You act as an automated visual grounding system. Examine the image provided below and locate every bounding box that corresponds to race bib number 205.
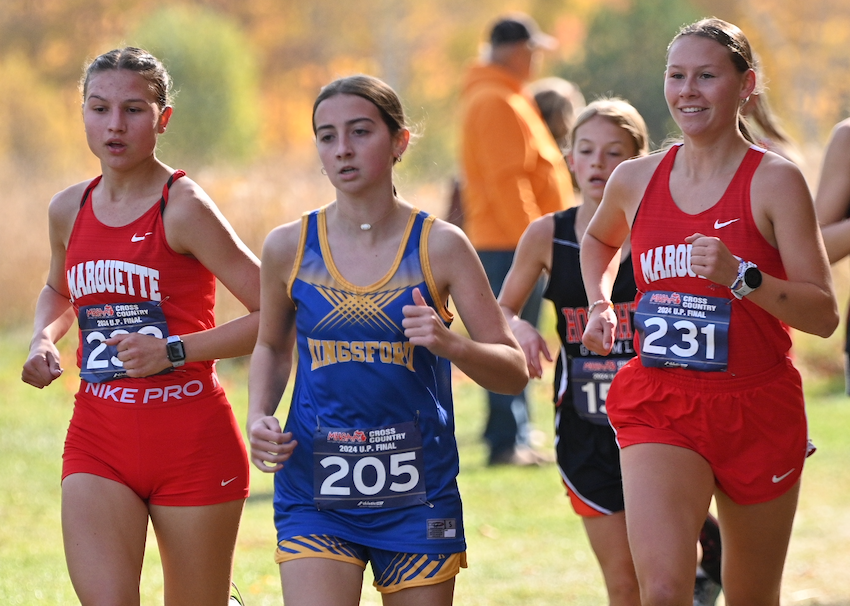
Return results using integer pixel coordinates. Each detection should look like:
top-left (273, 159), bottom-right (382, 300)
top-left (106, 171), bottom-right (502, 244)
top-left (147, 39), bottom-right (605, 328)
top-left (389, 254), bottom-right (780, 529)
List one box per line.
top-left (634, 291), bottom-right (730, 372)
top-left (313, 421), bottom-right (426, 510)
top-left (78, 302), bottom-right (169, 383)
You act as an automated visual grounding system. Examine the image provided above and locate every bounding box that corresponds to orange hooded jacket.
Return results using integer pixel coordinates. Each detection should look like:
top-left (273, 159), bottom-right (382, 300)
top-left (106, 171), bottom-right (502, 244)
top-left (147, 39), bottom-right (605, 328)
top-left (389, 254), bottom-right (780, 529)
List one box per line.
top-left (459, 63), bottom-right (572, 250)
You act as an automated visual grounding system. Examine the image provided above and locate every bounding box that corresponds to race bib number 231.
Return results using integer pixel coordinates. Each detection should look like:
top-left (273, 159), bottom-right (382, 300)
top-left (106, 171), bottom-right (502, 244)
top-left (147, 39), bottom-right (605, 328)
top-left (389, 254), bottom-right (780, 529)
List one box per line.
top-left (634, 291), bottom-right (730, 372)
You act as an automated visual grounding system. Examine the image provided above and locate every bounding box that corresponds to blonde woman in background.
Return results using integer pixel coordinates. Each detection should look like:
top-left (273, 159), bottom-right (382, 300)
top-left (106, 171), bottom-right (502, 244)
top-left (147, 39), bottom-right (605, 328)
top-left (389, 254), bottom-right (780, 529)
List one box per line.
top-left (814, 117), bottom-right (850, 392)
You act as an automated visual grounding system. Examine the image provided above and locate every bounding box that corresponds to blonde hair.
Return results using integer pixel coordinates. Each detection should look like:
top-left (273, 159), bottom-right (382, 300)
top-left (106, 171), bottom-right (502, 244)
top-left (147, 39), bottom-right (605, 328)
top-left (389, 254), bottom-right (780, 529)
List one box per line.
top-left (569, 97), bottom-right (649, 158)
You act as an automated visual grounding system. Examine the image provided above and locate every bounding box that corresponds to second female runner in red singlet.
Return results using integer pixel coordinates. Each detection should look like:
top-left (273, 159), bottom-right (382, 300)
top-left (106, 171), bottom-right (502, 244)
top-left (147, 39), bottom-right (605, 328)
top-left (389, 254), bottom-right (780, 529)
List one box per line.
top-left (580, 18), bottom-right (837, 606)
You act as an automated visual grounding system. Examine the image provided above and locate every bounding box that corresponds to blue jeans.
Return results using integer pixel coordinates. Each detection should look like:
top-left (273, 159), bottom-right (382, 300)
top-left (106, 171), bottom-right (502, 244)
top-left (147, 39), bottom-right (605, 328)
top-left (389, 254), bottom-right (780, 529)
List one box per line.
top-left (477, 250), bottom-right (544, 462)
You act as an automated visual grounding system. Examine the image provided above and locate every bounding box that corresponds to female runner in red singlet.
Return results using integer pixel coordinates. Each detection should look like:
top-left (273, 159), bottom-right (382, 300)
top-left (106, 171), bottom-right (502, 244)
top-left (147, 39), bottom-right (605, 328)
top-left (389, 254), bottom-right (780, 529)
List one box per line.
top-left (580, 18), bottom-right (837, 606)
top-left (21, 48), bottom-right (259, 605)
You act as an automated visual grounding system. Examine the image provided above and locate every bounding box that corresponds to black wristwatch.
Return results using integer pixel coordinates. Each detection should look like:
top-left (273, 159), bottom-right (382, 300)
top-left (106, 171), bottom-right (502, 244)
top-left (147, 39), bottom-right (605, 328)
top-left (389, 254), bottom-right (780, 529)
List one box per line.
top-left (730, 260), bottom-right (762, 299)
top-left (166, 335), bottom-right (186, 367)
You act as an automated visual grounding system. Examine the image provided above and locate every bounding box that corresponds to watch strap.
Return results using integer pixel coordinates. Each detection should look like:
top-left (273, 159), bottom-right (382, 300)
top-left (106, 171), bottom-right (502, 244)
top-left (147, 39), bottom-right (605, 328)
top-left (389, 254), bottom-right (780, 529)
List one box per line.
top-left (730, 260), bottom-right (759, 300)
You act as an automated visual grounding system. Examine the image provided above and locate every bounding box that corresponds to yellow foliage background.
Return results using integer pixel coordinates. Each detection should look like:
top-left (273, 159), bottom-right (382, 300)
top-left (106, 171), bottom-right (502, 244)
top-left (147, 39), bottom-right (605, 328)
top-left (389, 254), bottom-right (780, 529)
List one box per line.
top-left (3, 0), bottom-right (850, 331)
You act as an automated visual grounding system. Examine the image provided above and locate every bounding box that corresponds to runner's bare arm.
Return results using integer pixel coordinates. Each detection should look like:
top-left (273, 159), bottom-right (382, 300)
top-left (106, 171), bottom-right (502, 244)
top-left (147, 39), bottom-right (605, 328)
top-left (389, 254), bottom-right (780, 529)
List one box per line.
top-left (580, 161), bottom-right (641, 355)
top-left (750, 158), bottom-right (836, 336)
top-left (411, 220), bottom-right (528, 394)
top-left (247, 221), bottom-right (300, 472)
top-left (815, 120), bottom-right (850, 263)
top-left (498, 215), bottom-right (555, 378)
top-left (22, 188), bottom-right (81, 388)
top-left (161, 178), bottom-right (261, 360)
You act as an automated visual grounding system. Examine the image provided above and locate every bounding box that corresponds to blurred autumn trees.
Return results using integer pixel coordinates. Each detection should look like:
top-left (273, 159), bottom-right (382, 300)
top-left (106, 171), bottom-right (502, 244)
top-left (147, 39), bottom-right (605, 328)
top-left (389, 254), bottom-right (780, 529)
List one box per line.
top-left (132, 7), bottom-right (261, 166)
top-left (562, 0), bottom-right (702, 146)
top-left (0, 0), bottom-right (849, 176)
top-left (2, 0), bottom-right (850, 327)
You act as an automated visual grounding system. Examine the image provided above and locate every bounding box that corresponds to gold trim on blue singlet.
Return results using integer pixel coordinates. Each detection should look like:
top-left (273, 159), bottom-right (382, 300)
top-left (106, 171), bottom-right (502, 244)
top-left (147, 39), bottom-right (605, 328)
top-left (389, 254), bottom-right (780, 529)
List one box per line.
top-left (419, 216), bottom-right (453, 324)
top-left (317, 206), bottom-right (417, 294)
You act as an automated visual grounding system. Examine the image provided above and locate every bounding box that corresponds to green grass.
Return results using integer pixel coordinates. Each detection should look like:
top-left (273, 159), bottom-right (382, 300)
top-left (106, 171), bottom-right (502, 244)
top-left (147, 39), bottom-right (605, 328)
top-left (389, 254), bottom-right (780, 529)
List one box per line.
top-left (4, 327), bottom-right (850, 605)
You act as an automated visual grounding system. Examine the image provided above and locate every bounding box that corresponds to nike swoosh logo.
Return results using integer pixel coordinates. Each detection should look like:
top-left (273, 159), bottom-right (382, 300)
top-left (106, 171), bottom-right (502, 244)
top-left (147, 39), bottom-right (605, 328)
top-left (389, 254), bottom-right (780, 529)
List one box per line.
top-left (713, 219), bottom-right (740, 229)
top-left (131, 232), bottom-right (153, 242)
top-left (772, 468), bottom-right (796, 483)
top-left (221, 477), bottom-right (238, 487)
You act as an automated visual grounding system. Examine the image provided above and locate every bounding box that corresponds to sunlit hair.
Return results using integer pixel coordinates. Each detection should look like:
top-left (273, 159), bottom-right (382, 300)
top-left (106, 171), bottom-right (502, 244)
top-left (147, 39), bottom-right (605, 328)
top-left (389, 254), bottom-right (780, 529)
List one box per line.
top-left (569, 98), bottom-right (650, 158)
top-left (744, 92), bottom-right (793, 149)
top-left (667, 17), bottom-right (759, 144)
top-left (80, 47), bottom-right (172, 111)
top-left (312, 74), bottom-right (408, 140)
top-left (528, 77), bottom-right (586, 152)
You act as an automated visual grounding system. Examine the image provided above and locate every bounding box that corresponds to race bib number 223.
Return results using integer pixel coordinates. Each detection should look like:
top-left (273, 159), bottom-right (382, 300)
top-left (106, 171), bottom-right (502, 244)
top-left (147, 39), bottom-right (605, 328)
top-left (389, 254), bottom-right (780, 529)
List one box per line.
top-left (78, 302), bottom-right (169, 383)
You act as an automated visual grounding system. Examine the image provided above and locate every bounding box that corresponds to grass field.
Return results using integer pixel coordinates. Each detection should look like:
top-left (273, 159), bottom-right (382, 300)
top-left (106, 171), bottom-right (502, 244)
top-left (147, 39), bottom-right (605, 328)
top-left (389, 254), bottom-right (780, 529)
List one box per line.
top-left (4, 324), bottom-right (850, 605)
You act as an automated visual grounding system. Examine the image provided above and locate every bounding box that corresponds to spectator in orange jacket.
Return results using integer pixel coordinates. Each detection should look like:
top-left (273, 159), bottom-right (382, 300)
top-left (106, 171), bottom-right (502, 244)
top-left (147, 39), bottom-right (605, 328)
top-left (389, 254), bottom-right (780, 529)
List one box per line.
top-left (458, 13), bottom-right (573, 465)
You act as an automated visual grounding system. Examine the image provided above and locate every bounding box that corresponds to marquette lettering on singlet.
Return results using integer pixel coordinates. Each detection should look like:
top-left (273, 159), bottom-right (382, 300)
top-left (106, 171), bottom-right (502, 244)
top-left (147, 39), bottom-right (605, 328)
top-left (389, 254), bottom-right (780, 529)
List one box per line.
top-left (66, 171), bottom-right (216, 386)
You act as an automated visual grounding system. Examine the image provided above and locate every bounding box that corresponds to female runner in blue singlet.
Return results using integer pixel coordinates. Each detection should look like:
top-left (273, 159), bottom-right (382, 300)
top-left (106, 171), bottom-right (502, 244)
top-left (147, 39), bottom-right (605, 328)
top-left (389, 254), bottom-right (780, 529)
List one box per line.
top-left (247, 75), bottom-right (528, 606)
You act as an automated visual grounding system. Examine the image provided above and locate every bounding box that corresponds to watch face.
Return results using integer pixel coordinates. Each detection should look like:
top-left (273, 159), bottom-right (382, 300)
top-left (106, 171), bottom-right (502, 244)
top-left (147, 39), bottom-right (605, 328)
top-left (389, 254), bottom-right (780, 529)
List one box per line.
top-left (167, 340), bottom-right (186, 362)
top-left (744, 266), bottom-right (762, 288)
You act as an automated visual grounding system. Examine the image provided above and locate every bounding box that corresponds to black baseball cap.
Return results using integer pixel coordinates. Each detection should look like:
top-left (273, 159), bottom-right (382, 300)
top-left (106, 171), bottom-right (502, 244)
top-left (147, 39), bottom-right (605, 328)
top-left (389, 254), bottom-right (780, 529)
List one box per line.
top-left (489, 13), bottom-right (558, 50)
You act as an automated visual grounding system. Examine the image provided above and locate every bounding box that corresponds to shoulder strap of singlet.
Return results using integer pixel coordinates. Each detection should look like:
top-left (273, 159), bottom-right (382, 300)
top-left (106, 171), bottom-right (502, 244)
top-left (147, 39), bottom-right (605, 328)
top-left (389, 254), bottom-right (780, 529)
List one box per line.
top-left (552, 207), bottom-right (579, 245)
top-left (738, 145), bottom-right (766, 176)
top-left (642, 144), bottom-right (681, 199)
top-left (286, 211), bottom-right (313, 304)
top-left (159, 170), bottom-right (187, 214)
top-left (418, 213), bottom-right (454, 324)
top-left (78, 171), bottom-right (186, 212)
top-left (719, 146), bottom-right (765, 220)
top-left (633, 145), bottom-right (681, 226)
top-left (79, 175), bottom-right (103, 209)
top-left (658, 143), bottom-right (681, 171)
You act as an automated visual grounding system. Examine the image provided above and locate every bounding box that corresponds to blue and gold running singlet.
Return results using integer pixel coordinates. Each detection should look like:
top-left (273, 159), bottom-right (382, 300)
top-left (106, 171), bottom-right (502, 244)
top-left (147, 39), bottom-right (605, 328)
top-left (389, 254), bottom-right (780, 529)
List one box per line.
top-left (273, 206), bottom-right (465, 554)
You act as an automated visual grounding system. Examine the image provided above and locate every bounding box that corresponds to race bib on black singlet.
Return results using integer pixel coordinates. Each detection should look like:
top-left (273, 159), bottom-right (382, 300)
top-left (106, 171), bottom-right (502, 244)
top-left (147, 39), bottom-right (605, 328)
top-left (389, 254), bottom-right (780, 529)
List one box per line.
top-left (313, 421), bottom-right (426, 510)
top-left (78, 302), bottom-right (170, 383)
top-left (634, 291), bottom-right (730, 372)
top-left (570, 357), bottom-right (630, 425)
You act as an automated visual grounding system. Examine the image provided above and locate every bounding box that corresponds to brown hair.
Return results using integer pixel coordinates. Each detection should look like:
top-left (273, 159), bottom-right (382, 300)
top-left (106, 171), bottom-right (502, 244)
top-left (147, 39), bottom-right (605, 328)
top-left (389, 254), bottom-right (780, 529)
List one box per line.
top-left (569, 98), bottom-right (650, 158)
top-left (312, 75), bottom-right (407, 138)
top-left (528, 77), bottom-right (586, 152)
top-left (667, 18), bottom-right (758, 144)
top-left (80, 47), bottom-right (172, 111)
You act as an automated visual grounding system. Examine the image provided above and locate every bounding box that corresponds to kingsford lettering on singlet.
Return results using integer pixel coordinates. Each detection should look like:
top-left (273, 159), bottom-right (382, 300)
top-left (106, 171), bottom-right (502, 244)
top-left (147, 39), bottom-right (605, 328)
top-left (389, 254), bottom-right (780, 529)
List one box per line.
top-left (313, 420), bottom-right (426, 510)
top-left (570, 357), bottom-right (630, 425)
top-left (78, 301), bottom-right (170, 383)
top-left (634, 291), bottom-right (730, 372)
